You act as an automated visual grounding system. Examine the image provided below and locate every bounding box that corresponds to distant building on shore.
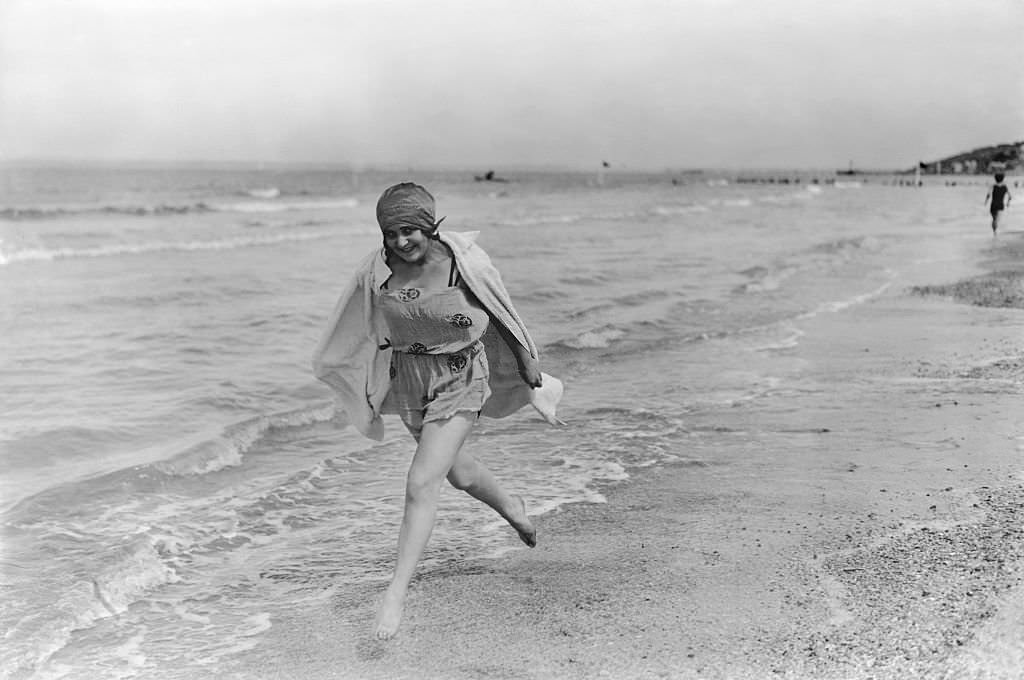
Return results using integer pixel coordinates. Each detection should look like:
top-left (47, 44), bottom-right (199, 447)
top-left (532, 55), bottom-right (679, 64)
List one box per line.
top-left (914, 141), bottom-right (1022, 175)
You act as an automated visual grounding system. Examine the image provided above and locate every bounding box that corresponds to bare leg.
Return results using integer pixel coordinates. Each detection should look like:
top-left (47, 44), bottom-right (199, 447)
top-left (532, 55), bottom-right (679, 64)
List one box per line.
top-left (447, 448), bottom-right (536, 547)
top-left (373, 413), bottom-right (477, 640)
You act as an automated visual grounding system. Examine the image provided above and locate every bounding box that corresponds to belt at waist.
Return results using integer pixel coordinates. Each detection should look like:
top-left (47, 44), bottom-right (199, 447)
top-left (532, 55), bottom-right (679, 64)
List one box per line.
top-left (390, 338), bottom-right (484, 357)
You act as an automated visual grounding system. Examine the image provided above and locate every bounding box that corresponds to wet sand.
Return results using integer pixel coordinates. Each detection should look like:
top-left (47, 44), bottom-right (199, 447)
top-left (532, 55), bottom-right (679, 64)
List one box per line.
top-left (229, 233), bottom-right (1024, 680)
top-left (910, 232), bottom-right (1024, 309)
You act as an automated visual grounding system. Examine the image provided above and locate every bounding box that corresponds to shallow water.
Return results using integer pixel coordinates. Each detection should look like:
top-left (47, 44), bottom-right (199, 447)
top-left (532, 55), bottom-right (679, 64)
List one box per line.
top-left (0, 165), bottom-right (1000, 678)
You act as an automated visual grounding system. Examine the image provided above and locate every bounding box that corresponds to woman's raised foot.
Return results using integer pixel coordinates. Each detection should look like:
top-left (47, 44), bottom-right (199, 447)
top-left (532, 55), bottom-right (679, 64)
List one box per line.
top-left (510, 495), bottom-right (537, 548)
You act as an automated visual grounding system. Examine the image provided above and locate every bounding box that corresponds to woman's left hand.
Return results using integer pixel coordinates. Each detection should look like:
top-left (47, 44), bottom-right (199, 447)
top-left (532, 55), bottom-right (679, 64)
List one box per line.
top-left (518, 358), bottom-right (543, 388)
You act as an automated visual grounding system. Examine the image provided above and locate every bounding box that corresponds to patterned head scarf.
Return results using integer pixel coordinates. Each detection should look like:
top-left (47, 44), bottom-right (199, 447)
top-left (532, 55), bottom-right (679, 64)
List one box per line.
top-left (375, 183), bottom-right (445, 236)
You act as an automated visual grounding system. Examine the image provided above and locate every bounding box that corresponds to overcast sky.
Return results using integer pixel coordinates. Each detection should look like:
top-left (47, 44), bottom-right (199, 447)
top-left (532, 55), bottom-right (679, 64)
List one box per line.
top-left (1, 0), bottom-right (1021, 170)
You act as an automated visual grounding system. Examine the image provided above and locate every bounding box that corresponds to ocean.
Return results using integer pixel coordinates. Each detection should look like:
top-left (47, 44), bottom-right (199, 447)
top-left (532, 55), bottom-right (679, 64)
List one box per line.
top-left (0, 164), bottom-right (999, 678)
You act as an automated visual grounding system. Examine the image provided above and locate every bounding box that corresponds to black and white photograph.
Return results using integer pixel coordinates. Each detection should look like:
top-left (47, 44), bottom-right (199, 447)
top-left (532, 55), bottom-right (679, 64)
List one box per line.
top-left (2, 1), bottom-right (1023, 678)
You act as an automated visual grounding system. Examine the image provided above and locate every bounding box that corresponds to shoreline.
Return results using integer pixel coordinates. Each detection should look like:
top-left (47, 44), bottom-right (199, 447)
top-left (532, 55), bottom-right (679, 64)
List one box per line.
top-left (910, 233), bottom-right (1024, 309)
top-left (230, 233), bottom-right (1024, 680)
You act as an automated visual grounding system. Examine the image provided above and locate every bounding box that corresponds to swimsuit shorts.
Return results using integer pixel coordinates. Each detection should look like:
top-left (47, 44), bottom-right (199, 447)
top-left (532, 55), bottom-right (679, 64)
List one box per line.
top-left (384, 341), bottom-right (491, 437)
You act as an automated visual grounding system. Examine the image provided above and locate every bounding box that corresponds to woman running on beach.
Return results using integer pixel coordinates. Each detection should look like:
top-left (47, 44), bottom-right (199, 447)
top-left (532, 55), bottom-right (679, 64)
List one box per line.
top-left (312, 182), bottom-right (564, 639)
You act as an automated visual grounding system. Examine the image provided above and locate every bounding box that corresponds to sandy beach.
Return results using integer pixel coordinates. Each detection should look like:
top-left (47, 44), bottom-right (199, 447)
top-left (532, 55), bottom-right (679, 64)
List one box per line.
top-left (212, 231), bottom-right (1024, 680)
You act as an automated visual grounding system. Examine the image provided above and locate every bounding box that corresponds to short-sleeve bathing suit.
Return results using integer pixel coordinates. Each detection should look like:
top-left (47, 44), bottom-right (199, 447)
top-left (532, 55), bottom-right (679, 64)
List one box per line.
top-left (378, 260), bottom-right (492, 436)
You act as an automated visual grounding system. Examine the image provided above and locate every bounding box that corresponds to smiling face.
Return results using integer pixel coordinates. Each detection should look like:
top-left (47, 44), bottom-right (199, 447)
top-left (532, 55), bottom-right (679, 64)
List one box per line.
top-left (382, 225), bottom-right (432, 263)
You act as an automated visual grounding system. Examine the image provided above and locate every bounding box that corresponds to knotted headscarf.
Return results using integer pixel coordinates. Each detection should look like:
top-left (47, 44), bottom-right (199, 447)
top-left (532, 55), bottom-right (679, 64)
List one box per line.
top-left (375, 183), bottom-right (445, 236)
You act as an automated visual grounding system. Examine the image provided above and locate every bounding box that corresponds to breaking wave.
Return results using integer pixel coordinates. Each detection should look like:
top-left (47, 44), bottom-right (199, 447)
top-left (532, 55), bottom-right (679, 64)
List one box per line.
top-left (0, 197), bottom-right (358, 221)
top-left (0, 230), bottom-right (337, 265)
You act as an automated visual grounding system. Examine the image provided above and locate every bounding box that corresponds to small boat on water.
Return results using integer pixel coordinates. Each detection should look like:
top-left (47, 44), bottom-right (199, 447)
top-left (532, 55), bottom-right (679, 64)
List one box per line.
top-left (836, 160), bottom-right (860, 176)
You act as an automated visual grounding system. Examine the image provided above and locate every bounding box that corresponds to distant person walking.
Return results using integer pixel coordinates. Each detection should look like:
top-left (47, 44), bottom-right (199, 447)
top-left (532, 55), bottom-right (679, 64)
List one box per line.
top-left (985, 172), bottom-right (1011, 236)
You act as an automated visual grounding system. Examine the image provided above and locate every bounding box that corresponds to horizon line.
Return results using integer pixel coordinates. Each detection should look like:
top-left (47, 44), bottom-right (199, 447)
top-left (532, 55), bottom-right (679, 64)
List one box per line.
top-left (0, 157), bottom-right (912, 174)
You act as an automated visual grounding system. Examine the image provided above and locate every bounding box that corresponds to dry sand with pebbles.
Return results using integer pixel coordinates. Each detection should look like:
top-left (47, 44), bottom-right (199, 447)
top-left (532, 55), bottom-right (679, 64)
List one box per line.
top-left (229, 233), bottom-right (1024, 680)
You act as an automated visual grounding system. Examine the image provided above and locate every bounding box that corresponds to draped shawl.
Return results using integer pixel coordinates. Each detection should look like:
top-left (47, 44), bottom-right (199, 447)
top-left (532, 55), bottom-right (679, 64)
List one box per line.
top-left (312, 230), bottom-right (562, 439)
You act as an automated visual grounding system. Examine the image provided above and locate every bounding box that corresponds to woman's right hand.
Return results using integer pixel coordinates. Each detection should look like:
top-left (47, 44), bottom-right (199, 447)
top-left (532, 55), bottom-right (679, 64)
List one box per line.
top-left (518, 357), bottom-right (543, 388)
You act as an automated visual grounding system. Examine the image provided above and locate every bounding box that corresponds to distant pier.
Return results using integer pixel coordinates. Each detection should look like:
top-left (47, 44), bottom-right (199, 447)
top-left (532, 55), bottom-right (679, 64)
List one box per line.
top-left (721, 173), bottom-right (1020, 188)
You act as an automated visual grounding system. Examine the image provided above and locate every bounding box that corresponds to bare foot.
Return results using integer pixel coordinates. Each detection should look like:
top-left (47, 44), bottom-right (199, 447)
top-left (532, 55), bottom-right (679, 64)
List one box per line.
top-left (509, 495), bottom-right (537, 548)
top-left (372, 588), bottom-right (405, 640)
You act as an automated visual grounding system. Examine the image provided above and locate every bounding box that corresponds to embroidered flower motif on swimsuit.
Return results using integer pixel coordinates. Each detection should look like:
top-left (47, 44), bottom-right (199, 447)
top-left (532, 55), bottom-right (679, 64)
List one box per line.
top-left (397, 288), bottom-right (420, 302)
top-left (447, 353), bottom-right (468, 373)
top-left (408, 342), bottom-right (428, 354)
top-left (446, 313), bottom-right (473, 328)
